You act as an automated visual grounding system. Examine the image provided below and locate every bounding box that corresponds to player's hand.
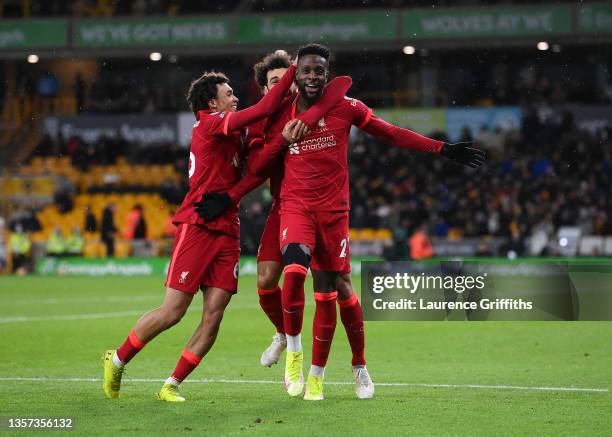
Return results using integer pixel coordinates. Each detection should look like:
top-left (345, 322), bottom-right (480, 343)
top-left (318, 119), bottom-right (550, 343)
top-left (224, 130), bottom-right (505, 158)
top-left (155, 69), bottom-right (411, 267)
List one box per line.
top-left (282, 119), bottom-right (299, 142)
top-left (441, 141), bottom-right (486, 168)
top-left (194, 192), bottom-right (233, 222)
top-left (282, 119), bottom-right (310, 143)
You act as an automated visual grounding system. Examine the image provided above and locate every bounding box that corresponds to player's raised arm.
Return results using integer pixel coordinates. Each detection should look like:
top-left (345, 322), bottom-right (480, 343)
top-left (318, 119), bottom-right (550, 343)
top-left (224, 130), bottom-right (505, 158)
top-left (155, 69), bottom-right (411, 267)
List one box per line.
top-left (361, 113), bottom-right (486, 168)
top-left (296, 76), bottom-right (352, 127)
top-left (250, 76), bottom-right (353, 177)
top-left (221, 64), bottom-right (296, 135)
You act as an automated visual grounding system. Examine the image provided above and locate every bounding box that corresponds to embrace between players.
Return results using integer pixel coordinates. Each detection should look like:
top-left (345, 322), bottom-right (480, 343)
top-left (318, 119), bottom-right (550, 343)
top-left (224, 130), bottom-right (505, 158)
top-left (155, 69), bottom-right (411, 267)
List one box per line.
top-left (102, 43), bottom-right (485, 402)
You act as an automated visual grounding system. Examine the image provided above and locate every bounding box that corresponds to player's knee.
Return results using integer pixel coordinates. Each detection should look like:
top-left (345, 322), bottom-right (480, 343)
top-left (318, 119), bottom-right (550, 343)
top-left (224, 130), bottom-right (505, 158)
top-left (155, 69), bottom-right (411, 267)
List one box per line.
top-left (257, 261), bottom-right (282, 289)
top-left (257, 263), bottom-right (283, 290)
top-left (257, 273), bottom-right (277, 290)
top-left (336, 274), bottom-right (353, 300)
top-left (281, 243), bottom-right (311, 268)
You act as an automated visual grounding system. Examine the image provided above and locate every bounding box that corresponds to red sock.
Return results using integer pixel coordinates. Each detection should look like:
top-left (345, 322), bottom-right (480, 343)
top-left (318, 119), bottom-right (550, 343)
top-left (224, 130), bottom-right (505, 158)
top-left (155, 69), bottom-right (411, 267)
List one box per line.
top-left (281, 264), bottom-right (307, 336)
top-left (116, 329), bottom-right (146, 364)
top-left (338, 294), bottom-right (366, 366)
top-left (171, 349), bottom-right (202, 383)
top-left (312, 291), bottom-right (338, 367)
top-left (258, 286), bottom-right (284, 333)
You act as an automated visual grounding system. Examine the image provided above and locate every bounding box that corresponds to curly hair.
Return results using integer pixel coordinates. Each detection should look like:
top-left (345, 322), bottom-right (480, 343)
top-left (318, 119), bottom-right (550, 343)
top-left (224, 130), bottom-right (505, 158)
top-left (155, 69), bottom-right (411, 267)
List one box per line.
top-left (253, 50), bottom-right (292, 89)
top-left (297, 43), bottom-right (331, 61)
top-left (186, 71), bottom-right (229, 115)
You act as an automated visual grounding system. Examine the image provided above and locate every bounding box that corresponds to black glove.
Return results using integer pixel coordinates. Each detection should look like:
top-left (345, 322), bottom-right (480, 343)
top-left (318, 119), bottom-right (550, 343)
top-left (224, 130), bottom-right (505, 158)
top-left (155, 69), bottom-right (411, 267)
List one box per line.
top-left (194, 192), bottom-right (233, 222)
top-left (441, 141), bottom-right (486, 168)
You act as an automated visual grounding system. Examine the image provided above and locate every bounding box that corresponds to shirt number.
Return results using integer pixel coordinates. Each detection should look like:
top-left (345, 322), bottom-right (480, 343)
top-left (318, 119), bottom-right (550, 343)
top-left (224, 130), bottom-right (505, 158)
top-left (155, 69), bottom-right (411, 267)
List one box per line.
top-left (188, 152), bottom-right (195, 178)
top-left (340, 238), bottom-right (347, 258)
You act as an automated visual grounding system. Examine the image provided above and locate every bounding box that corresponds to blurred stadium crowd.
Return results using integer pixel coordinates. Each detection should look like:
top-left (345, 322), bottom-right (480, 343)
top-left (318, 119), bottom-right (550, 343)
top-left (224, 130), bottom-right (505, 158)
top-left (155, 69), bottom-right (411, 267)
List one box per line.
top-left (349, 112), bottom-right (612, 253)
top-left (10, 48), bottom-right (612, 116)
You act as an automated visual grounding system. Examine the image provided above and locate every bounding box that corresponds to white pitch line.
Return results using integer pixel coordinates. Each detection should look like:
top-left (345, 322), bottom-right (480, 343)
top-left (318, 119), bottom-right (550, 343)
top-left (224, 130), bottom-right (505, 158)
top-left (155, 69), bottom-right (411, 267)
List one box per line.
top-left (4, 295), bottom-right (159, 306)
top-left (0, 377), bottom-right (607, 393)
top-left (0, 310), bottom-right (148, 323)
top-left (0, 302), bottom-right (269, 323)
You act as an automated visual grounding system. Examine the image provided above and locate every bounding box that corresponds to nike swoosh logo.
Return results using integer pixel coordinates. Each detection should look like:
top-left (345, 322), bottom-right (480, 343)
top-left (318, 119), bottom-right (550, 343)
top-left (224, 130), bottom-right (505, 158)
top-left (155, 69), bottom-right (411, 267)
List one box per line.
top-left (314, 336), bottom-right (331, 342)
top-left (283, 309), bottom-right (301, 314)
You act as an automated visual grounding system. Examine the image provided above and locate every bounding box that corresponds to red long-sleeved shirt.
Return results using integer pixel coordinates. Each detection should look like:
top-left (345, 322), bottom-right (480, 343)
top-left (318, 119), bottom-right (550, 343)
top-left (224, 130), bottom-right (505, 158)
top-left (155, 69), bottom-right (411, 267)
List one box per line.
top-left (171, 65), bottom-right (296, 236)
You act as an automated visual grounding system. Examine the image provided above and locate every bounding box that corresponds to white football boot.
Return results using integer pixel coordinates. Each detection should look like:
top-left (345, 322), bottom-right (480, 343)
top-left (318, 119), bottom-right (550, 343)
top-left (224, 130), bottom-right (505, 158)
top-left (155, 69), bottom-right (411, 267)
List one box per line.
top-left (353, 366), bottom-right (375, 399)
top-left (260, 332), bottom-right (287, 367)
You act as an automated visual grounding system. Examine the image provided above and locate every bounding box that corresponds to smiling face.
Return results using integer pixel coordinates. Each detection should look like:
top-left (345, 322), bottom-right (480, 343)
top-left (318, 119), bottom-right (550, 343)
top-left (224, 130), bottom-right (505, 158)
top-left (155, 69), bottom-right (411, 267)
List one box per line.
top-left (208, 82), bottom-right (239, 112)
top-left (295, 54), bottom-right (328, 104)
top-left (263, 67), bottom-right (288, 95)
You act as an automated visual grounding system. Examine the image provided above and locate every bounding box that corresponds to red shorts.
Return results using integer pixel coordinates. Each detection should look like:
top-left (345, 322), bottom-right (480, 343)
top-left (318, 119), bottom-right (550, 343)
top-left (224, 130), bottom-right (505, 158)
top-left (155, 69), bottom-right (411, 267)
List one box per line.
top-left (257, 203), bottom-right (282, 264)
top-left (165, 223), bottom-right (240, 294)
top-left (280, 210), bottom-right (351, 273)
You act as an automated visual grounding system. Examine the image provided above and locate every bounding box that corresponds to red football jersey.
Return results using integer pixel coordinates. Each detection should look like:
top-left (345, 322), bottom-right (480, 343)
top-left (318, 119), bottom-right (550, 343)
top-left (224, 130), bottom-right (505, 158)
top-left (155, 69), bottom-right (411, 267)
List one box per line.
top-left (230, 77), bottom-right (354, 205)
top-left (267, 96), bottom-right (373, 213)
top-left (245, 118), bottom-right (284, 202)
top-left (172, 109), bottom-right (245, 237)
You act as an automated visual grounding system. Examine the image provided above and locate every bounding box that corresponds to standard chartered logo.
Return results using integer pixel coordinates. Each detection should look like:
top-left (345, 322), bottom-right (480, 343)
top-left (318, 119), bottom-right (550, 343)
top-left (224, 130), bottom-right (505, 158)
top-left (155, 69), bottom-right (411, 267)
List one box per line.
top-left (294, 135), bottom-right (336, 153)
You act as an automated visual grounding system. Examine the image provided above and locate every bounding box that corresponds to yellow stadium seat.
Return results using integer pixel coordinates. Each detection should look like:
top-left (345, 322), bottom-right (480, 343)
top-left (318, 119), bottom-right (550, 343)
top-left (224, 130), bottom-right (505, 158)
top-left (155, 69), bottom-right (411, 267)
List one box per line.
top-left (31, 157), bottom-right (44, 168)
top-left (31, 177), bottom-right (55, 196)
top-left (374, 229), bottom-right (392, 241)
top-left (115, 240), bottom-right (131, 258)
top-left (360, 229), bottom-right (377, 240)
top-left (448, 228), bottom-right (463, 240)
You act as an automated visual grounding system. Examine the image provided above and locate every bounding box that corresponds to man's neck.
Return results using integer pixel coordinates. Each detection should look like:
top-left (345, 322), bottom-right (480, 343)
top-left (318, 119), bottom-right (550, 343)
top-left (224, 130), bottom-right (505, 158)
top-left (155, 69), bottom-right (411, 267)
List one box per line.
top-left (296, 95), bottom-right (314, 114)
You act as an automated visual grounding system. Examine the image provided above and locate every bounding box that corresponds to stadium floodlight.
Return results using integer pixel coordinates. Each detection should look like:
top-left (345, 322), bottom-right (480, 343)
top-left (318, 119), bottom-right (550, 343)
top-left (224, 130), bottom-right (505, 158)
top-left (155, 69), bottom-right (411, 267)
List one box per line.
top-left (149, 52), bottom-right (162, 61)
top-left (537, 41), bottom-right (549, 51)
top-left (402, 45), bottom-right (416, 55)
top-left (169, 55), bottom-right (179, 63)
top-left (27, 54), bottom-right (39, 63)
top-left (552, 44), bottom-right (562, 53)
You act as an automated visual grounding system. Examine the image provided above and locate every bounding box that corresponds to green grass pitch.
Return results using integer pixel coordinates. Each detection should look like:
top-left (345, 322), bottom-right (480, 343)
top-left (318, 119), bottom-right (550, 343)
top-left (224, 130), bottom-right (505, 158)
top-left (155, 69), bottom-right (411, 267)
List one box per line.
top-left (0, 274), bottom-right (611, 436)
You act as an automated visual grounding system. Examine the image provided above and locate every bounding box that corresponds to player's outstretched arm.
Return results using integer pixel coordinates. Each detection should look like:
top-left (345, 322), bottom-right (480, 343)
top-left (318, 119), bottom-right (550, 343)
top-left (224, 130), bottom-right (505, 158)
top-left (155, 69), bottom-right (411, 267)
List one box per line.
top-left (222, 64), bottom-right (297, 135)
top-left (362, 115), bottom-right (486, 168)
top-left (439, 141), bottom-right (486, 168)
top-left (362, 115), bottom-right (444, 153)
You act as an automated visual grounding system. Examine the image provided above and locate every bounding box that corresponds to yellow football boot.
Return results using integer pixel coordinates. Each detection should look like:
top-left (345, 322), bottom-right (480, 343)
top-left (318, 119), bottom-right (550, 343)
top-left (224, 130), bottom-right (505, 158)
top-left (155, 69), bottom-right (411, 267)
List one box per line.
top-left (303, 374), bottom-right (324, 401)
top-left (156, 383), bottom-right (186, 402)
top-left (284, 351), bottom-right (305, 397)
top-left (102, 350), bottom-right (124, 399)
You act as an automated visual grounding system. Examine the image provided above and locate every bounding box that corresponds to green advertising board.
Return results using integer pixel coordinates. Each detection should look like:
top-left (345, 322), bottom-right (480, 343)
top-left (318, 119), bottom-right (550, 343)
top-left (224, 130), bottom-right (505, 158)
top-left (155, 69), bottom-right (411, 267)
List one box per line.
top-left (577, 3), bottom-right (612, 33)
top-left (0, 19), bottom-right (67, 49)
top-left (403, 5), bottom-right (572, 39)
top-left (374, 108), bottom-right (446, 136)
top-left (36, 256), bottom-right (380, 277)
top-left (75, 17), bottom-right (230, 47)
top-left (237, 11), bottom-right (398, 43)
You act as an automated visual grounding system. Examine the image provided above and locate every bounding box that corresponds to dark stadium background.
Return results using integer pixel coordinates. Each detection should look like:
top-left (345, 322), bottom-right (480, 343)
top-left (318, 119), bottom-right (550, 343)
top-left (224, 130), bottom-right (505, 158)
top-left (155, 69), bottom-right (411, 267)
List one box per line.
top-left (1, 0), bottom-right (611, 275)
